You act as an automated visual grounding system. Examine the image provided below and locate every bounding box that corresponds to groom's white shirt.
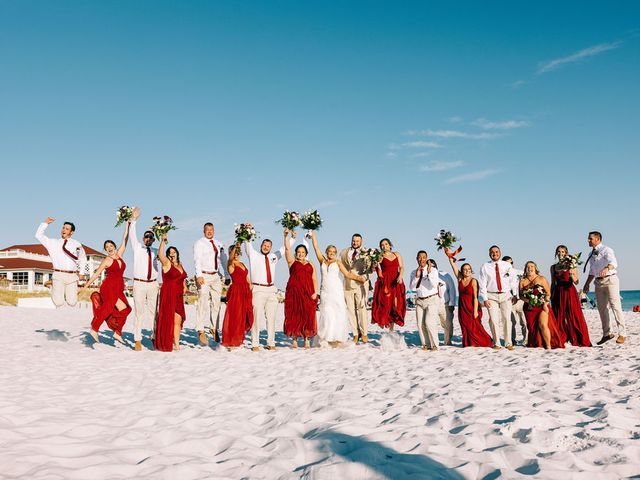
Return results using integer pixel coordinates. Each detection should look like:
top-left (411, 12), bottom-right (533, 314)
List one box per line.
top-left (35, 222), bottom-right (87, 272)
top-left (244, 238), bottom-right (294, 285)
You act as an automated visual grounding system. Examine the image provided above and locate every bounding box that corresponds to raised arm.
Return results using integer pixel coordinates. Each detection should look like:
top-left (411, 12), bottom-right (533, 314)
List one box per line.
top-left (35, 217), bottom-right (54, 248)
top-left (157, 235), bottom-right (171, 270)
top-left (447, 255), bottom-right (460, 279)
top-left (310, 231), bottom-right (326, 265)
top-left (284, 229), bottom-right (294, 267)
top-left (116, 221), bottom-right (130, 257)
top-left (130, 208), bottom-right (141, 249)
top-left (79, 257), bottom-right (110, 291)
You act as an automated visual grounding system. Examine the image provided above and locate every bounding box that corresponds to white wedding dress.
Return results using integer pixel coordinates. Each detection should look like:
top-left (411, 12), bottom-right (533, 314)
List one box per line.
top-left (317, 261), bottom-right (350, 345)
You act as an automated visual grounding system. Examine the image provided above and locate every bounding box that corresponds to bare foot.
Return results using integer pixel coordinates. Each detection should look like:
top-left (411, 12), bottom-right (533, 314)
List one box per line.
top-left (304, 338), bottom-right (310, 349)
top-left (291, 338), bottom-right (298, 348)
top-left (113, 333), bottom-right (125, 344)
top-left (89, 330), bottom-right (99, 343)
top-left (174, 343), bottom-right (180, 351)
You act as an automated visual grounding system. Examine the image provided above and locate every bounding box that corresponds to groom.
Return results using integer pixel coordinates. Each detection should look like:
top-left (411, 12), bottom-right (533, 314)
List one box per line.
top-left (340, 233), bottom-right (370, 343)
top-left (35, 217), bottom-right (87, 308)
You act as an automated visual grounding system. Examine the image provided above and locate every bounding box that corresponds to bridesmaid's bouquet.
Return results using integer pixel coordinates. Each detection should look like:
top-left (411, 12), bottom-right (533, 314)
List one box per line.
top-left (114, 206), bottom-right (133, 227)
top-left (234, 223), bottom-right (258, 244)
top-left (521, 284), bottom-right (548, 307)
top-left (301, 210), bottom-right (323, 238)
top-left (435, 229), bottom-right (463, 260)
top-left (276, 210), bottom-right (302, 230)
top-left (558, 252), bottom-right (582, 270)
top-left (150, 215), bottom-right (177, 240)
top-left (359, 248), bottom-right (383, 271)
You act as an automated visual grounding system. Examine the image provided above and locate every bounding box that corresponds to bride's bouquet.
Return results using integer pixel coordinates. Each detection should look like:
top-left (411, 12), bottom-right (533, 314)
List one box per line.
top-left (301, 210), bottom-right (322, 238)
top-left (276, 210), bottom-right (302, 230)
top-left (558, 252), bottom-right (582, 270)
top-left (435, 229), bottom-right (463, 260)
top-left (359, 247), bottom-right (383, 271)
top-left (521, 284), bottom-right (548, 307)
top-left (234, 223), bottom-right (258, 244)
top-left (150, 215), bottom-right (177, 240)
top-left (114, 206), bottom-right (133, 227)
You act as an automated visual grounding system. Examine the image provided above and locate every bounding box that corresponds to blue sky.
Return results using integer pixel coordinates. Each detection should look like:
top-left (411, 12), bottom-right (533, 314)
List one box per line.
top-left (1, 1), bottom-right (638, 288)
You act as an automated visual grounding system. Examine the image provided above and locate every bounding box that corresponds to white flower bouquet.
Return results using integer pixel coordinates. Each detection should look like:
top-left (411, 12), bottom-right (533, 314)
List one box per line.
top-left (234, 223), bottom-right (258, 244)
top-left (150, 215), bottom-right (177, 240)
top-left (114, 206), bottom-right (133, 227)
top-left (276, 210), bottom-right (302, 230)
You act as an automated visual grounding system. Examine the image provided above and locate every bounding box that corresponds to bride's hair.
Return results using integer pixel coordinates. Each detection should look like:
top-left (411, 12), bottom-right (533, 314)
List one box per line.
top-left (325, 245), bottom-right (337, 255)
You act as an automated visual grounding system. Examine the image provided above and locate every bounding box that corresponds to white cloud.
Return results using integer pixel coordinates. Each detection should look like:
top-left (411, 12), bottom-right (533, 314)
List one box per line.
top-left (472, 118), bottom-right (531, 130)
top-left (416, 129), bottom-right (500, 140)
top-left (408, 151), bottom-right (432, 158)
top-left (511, 79), bottom-right (526, 89)
top-left (448, 116), bottom-right (463, 123)
top-left (536, 41), bottom-right (623, 74)
top-left (386, 151), bottom-right (398, 159)
top-left (444, 169), bottom-right (500, 184)
top-left (401, 141), bottom-right (443, 148)
top-left (420, 160), bottom-right (465, 172)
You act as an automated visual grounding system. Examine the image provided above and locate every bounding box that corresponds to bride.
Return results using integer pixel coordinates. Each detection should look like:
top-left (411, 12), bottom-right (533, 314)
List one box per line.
top-left (310, 231), bottom-right (366, 346)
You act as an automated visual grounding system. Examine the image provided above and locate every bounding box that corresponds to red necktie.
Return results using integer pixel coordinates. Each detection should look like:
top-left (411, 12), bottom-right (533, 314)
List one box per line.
top-left (495, 262), bottom-right (502, 292)
top-left (264, 254), bottom-right (272, 285)
top-left (210, 240), bottom-right (218, 271)
top-left (351, 249), bottom-right (357, 262)
top-left (146, 247), bottom-right (152, 280)
top-left (416, 268), bottom-right (423, 289)
top-left (62, 239), bottom-right (78, 260)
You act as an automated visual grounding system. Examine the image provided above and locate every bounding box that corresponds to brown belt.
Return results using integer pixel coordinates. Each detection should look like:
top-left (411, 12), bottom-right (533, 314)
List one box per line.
top-left (252, 282), bottom-right (274, 287)
top-left (202, 271), bottom-right (218, 275)
top-left (54, 269), bottom-right (77, 274)
top-left (417, 293), bottom-right (438, 300)
top-left (134, 278), bottom-right (157, 283)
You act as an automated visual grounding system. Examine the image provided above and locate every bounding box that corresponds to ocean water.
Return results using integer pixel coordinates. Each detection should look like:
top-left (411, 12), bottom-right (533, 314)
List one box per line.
top-left (585, 290), bottom-right (640, 311)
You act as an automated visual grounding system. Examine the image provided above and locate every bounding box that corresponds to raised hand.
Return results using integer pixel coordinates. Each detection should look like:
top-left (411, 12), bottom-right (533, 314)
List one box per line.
top-left (133, 207), bottom-right (140, 220)
top-left (45, 217), bottom-right (55, 224)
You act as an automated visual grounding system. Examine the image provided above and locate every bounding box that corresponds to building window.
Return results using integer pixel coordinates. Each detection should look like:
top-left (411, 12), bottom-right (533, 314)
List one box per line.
top-left (35, 272), bottom-right (44, 285)
top-left (12, 272), bottom-right (28, 285)
top-left (0, 273), bottom-right (6, 279)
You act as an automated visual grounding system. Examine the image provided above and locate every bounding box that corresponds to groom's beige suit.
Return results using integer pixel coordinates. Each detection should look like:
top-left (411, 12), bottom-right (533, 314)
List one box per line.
top-left (340, 247), bottom-right (370, 338)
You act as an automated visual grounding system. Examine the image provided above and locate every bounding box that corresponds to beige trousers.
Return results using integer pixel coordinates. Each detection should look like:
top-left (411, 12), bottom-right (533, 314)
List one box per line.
top-left (438, 304), bottom-right (455, 345)
top-left (133, 280), bottom-right (159, 342)
top-left (344, 286), bottom-right (368, 337)
top-left (51, 271), bottom-right (79, 308)
top-left (416, 296), bottom-right (440, 348)
top-left (486, 292), bottom-right (513, 347)
top-left (594, 275), bottom-right (626, 336)
top-left (196, 273), bottom-right (222, 333)
top-left (251, 285), bottom-right (278, 347)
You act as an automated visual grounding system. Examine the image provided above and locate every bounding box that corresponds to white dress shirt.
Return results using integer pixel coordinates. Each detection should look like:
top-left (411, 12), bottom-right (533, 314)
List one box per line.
top-left (193, 237), bottom-right (227, 278)
top-left (35, 222), bottom-right (87, 273)
top-left (587, 244), bottom-right (618, 277)
top-left (438, 271), bottom-right (458, 307)
top-left (478, 260), bottom-right (518, 300)
top-left (244, 238), bottom-right (294, 285)
top-left (130, 221), bottom-right (159, 281)
top-left (410, 266), bottom-right (440, 297)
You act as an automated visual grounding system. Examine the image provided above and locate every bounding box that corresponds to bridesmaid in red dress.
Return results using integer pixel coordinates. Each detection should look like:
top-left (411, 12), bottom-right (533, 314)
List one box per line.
top-left (155, 234), bottom-right (187, 352)
top-left (80, 222), bottom-right (132, 345)
top-left (283, 229), bottom-right (318, 349)
top-left (371, 238), bottom-right (406, 330)
top-left (446, 257), bottom-right (493, 347)
top-left (221, 244), bottom-right (254, 349)
top-left (550, 245), bottom-right (591, 347)
top-left (519, 261), bottom-right (565, 349)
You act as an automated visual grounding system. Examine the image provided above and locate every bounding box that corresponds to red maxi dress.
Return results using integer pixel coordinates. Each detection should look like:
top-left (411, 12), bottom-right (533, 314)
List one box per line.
top-left (155, 264), bottom-right (187, 352)
top-left (372, 256), bottom-right (406, 328)
top-left (284, 261), bottom-right (317, 338)
top-left (90, 257), bottom-right (131, 335)
top-left (551, 269), bottom-right (591, 347)
top-left (222, 266), bottom-right (254, 347)
top-left (457, 279), bottom-right (493, 347)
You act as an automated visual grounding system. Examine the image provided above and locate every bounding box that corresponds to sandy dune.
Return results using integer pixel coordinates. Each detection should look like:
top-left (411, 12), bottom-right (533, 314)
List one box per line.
top-left (0, 305), bottom-right (638, 479)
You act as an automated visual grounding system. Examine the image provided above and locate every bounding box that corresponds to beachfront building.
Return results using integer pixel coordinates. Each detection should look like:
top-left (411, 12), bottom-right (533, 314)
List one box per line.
top-left (0, 244), bottom-right (106, 292)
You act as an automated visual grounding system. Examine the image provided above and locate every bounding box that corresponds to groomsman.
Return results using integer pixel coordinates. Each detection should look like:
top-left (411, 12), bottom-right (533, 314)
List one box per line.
top-left (502, 256), bottom-right (528, 346)
top-left (244, 231), bottom-right (296, 351)
top-left (478, 245), bottom-right (518, 350)
top-left (411, 251), bottom-right (440, 350)
top-left (35, 217), bottom-right (87, 308)
top-left (582, 231), bottom-right (626, 344)
top-left (428, 259), bottom-right (456, 346)
top-left (340, 234), bottom-right (370, 343)
top-left (130, 208), bottom-right (159, 351)
top-left (194, 222), bottom-right (228, 346)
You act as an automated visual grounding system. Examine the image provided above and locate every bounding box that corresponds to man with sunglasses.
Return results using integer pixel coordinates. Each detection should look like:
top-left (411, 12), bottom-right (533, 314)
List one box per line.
top-left (130, 207), bottom-right (160, 351)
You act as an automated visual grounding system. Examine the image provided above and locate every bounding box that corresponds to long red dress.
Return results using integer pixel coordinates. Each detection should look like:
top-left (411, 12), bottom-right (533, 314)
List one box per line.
top-left (155, 264), bottom-right (187, 352)
top-left (222, 265), bottom-right (254, 347)
top-left (90, 257), bottom-right (131, 335)
top-left (372, 256), bottom-right (406, 328)
top-left (457, 279), bottom-right (493, 347)
top-left (551, 269), bottom-right (591, 347)
top-left (284, 261), bottom-right (317, 338)
top-left (525, 302), bottom-right (566, 349)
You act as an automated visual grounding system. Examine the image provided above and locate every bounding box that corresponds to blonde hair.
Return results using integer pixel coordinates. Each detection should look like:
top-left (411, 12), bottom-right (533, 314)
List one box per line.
top-left (325, 245), bottom-right (337, 255)
top-left (523, 260), bottom-right (540, 275)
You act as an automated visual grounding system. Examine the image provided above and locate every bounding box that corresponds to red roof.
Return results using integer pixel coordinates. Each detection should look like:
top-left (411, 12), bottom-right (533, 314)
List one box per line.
top-left (1, 244), bottom-right (105, 257)
top-left (0, 258), bottom-right (53, 270)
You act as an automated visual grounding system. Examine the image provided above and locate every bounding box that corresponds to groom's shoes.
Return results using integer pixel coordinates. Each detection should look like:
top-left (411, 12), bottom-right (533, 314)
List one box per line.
top-left (251, 347), bottom-right (260, 352)
top-left (353, 335), bottom-right (359, 344)
top-left (505, 344), bottom-right (514, 351)
top-left (265, 345), bottom-right (276, 351)
top-left (361, 335), bottom-right (369, 343)
top-left (597, 333), bottom-right (615, 345)
top-left (134, 341), bottom-right (142, 351)
top-left (198, 331), bottom-right (207, 346)
top-left (616, 335), bottom-right (626, 344)
top-left (210, 328), bottom-right (221, 343)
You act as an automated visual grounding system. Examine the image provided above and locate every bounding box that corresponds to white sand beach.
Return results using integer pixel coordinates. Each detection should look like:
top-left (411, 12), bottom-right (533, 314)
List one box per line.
top-left (0, 306), bottom-right (638, 479)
